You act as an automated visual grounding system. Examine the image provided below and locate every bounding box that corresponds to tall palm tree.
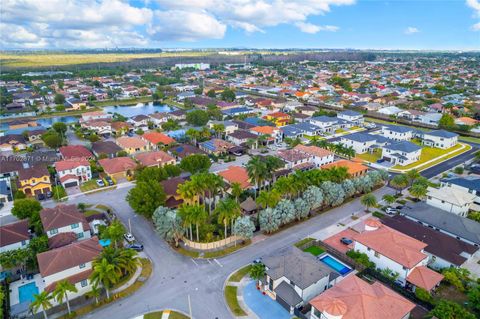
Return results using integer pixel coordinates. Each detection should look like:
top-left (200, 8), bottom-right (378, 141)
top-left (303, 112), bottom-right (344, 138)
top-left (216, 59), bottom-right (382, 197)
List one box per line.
top-left (382, 194), bottom-right (396, 206)
top-left (206, 173), bottom-right (225, 213)
top-left (390, 174), bottom-right (409, 195)
top-left (215, 198), bottom-right (240, 240)
top-left (90, 258), bottom-right (120, 299)
top-left (86, 284), bottom-right (101, 304)
top-left (273, 176), bottom-right (296, 199)
top-left (117, 248), bottom-right (140, 276)
top-left (189, 204), bottom-right (208, 242)
top-left (31, 291), bottom-right (52, 319)
top-left (231, 182), bottom-right (243, 203)
top-left (186, 128), bottom-right (200, 145)
top-left (256, 189), bottom-right (281, 209)
top-left (405, 169), bottom-right (420, 186)
top-left (52, 279), bottom-right (78, 314)
top-left (409, 183), bottom-right (428, 201)
top-left (177, 182), bottom-right (197, 205)
top-left (361, 193), bottom-right (377, 212)
top-left (246, 156), bottom-right (267, 199)
top-left (178, 204), bottom-right (194, 240)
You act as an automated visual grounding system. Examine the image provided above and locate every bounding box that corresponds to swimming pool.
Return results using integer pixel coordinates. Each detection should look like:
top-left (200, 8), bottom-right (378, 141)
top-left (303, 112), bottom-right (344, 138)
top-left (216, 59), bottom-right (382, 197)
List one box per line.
top-left (18, 282), bottom-right (39, 303)
top-left (319, 255), bottom-right (352, 276)
top-left (243, 280), bottom-right (292, 319)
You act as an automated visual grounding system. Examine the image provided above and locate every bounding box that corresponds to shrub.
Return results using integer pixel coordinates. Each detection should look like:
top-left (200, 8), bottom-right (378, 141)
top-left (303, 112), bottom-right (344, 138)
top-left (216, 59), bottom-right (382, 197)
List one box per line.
top-left (346, 250), bottom-right (374, 268)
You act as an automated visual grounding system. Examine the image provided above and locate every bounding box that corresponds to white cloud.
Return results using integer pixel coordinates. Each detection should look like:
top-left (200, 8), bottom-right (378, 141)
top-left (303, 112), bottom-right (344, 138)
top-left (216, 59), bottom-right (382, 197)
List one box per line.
top-left (295, 22), bottom-right (339, 33)
top-left (466, 0), bottom-right (480, 30)
top-left (472, 22), bottom-right (480, 31)
top-left (404, 27), bottom-right (419, 34)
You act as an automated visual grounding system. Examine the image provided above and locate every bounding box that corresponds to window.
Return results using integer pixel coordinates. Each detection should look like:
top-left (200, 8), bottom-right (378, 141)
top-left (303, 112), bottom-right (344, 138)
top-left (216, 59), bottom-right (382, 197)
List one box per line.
top-left (268, 278), bottom-right (273, 291)
top-left (374, 251), bottom-right (380, 258)
top-left (50, 228), bottom-right (58, 235)
top-left (71, 223), bottom-right (79, 229)
top-left (79, 263), bottom-right (86, 269)
top-left (80, 280), bottom-right (88, 287)
top-left (77, 232), bottom-right (84, 239)
top-left (290, 280), bottom-right (295, 287)
top-left (21, 240), bottom-right (27, 246)
top-left (367, 247), bottom-right (371, 251)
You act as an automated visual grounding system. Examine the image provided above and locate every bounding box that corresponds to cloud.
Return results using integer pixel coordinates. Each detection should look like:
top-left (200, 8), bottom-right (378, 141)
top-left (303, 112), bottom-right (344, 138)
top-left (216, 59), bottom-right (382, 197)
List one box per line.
top-left (295, 22), bottom-right (339, 33)
top-left (466, 0), bottom-right (480, 30)
top-left (472, 22), bottom-right (480, 31)
top-left (404, 27), bottom-right (420, 34)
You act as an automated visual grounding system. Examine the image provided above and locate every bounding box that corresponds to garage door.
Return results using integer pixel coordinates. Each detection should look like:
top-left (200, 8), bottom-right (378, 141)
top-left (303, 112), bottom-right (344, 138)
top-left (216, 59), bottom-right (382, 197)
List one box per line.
top-left (276, 295), bottom-right (291, 312)
top-left (64, 181), bottom-right (78, 188)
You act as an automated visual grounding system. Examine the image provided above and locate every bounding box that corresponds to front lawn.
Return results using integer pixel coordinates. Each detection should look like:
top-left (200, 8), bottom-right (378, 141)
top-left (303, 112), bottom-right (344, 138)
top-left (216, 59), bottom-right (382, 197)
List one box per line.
top-left (224, 286), bottom-right (247, 316)
top-left (303, 246), bottom-right (325, 256)
top-left (392, 143), bottom-right (466, 170)
top-left (80, 180), bottom-right (100, 192)
top-left (294, 237), bottom-right (316, 248)
top-left (229, 265), bottom-right (252, 283)
top-left (356, 149), bottom-right (382, 163)
top-left (84, 209), bottom-right (101, 217)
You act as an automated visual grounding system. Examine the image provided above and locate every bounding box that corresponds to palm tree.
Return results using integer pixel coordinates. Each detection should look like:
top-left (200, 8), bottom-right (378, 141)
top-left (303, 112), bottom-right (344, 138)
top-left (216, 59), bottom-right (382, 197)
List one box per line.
top-left (382, 194), bottom-right (396, 206)
top-left (90, 258), bottom-right (120, 299)
top-left (206, 173), bottom-right (224, 213)
top-left (390, 174), bottom-right (409, 195)
top-left (409, 183), bottom-right (428, 201)
top-left (52, 279), bottom-right (78, 314)
top-left (101, 219), bottom-right (125, 248)
top-left (249, 263), bottom-right (265, 285)
top-left (189, 204), bottom-right (208, 242)
top-left (86, 284), bottom-right (101, 304)
top-left (256, 189), bottom-right (281, 209)
top-left (215, 198), bottom-right (240, 240)
top-left (273, 176), bottom-right (296, 199)
top-left (117, 248), bottom-right (140, 275)
top-left (361, 193), bottom-right (377, 212)
top-left (246, 156), bottom-right (267, 199)
top-left (231, 182), bottom-right (243, 203)
top-left (31, 291), bottom-right (52, 319)
top-left (212, 123), bottom-right (225, 138)
top-left (405, 169), bottom-right (420, 186)
top-left (177, 182), bottom-right (197, 205)
top-left (178, 204), bottom-right (194, 240)
top-left (186, 128), bottom-right (201, 145)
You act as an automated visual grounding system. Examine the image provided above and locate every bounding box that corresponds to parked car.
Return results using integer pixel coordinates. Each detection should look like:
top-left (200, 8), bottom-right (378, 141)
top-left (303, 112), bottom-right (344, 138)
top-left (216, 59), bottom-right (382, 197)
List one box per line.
top-left (385, 207), bottom-right (398, 215)
top-left (126, 243), bottom-right (144, 251)
top-left (46, 191), bottom-right (53, 199)
top-left (105, 176), bottom-right (114, 186)
top-left (96, 179), bottom-right (105, 187)
top-left (37, 193), bottom-right (46, 201)
top-left (340, 237), bottom-right (353, 245)
top-left (124, 233), bottom-right (135, 242)
top-left (252, 258), bottom-right (263, 264)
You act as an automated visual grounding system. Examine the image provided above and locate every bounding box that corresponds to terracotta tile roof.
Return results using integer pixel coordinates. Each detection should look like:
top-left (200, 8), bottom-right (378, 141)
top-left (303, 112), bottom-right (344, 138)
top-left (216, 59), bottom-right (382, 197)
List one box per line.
top-left (18, 165), bottom-right (50, 180)
top-left (250, 126), bottom-right (277, 135)
top-left (294, 144), bottom-right (333, 158)
top-left (322, 159), bottom-right (368, 176)
top-left (161, 176), bottom-right (188, 196)
top-left (310, 276), bottom-right (415, 319)
top-left (40, 204), bottom-right (89, 232)
top-left (354, 224), bottom-right (428, 269)
top-left (59, 174), bottom-right (78, 183)
top-left (37, 237), bottom-right (102, 277)
top-left (116, 136), bottom-right (148, 149)
top-left (0, 219), bottom-right (30, 247)
top-left (277, 149), bottom-right (311, 163)
top-left (54, 158), bottom-right (90, 171)
top-left (135, 151), bottom-right (175, 167)
top-left (218, 166), bottom-right (251, 189)
top-left (111, 121), bottom-right (132, 131)
top-left (267, 111), bottom-right (290, 118)
top-left (406, 266), bottom-right (444, 291)
top-left (59, 145), bottom-right (93, 160)
top-left (142, 132), bottom-right (175, 145)
top-left (45, 269), bottom-right (93, 293)
top-left (48, 232), bottom-right (78, 249)
top-left (98, 157), bottom-right (137, 175)
top-left (456, 117), bottom-right (478, 125)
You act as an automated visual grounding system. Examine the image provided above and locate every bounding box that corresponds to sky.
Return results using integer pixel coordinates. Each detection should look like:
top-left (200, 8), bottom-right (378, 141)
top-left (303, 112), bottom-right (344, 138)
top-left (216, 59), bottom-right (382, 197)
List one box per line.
top-left (1, 0), bottom-right (479, 50)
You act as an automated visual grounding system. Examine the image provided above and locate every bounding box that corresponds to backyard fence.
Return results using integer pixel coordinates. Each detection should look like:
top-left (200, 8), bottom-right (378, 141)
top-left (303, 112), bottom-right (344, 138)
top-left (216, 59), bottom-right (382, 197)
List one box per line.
top-left (182, 235), bottom-right (243, 250)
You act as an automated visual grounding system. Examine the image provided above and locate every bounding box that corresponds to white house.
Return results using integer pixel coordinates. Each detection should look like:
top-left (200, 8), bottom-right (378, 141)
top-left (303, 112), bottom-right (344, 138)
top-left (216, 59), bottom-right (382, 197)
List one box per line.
top-left (208, 120), bottom-right (238, 135)
top-left (421, 130), bottom-right (458, 149)
top-left (353, 219), bottom-right (443, 291)
top-left (54, 159), bottom-right (92, 188)
top-left (307, 116), bottom-right (339, 134)
top-left (381, 125), bottom-right (414, 141)
top-left (0, 219), bottom-right (30, 253)
top-left (148, 113), bottom-right (170, 127)
top-left (277, 149), bottom-right (313, 170)
top-left (81, 111), bottom-right (112, 122)
top-left (261, 247), bottom-right (340, 315)
top-left (337, 110), bottom-right (364, 125)
top-left (294, 145), bottom-right (335, 167)
top-left (128, 114), bottom-right (150, 128)
top-left (80, 120), bottom-right (112, 135)
top-left (378, 106), bottom-right (403, 116)
top-left (441, 177), bottom-right (480, 205)
top-left (426, 186), bottom-right (475, 217)
top-left (381, 141), bottom-right (422, 166)
top-left (37, 237), bottom-right (102, 304)
top-left (340, 133), bottom-right (377, 154)
top-left (40, 205), bottom-right (91, 241)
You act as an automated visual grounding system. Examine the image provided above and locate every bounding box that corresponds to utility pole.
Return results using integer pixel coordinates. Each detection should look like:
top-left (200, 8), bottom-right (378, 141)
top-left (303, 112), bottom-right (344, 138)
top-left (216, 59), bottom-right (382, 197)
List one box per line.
top-left (128, 218), bottom-right (132, 233)
top-left (188, 294), bottom-right (192, 318)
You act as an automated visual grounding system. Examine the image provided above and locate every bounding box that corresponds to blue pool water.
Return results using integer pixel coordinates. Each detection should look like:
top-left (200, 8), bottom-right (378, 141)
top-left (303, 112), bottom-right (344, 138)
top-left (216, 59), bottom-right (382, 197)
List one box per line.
top-left (99, 239), bottom-right (111, 247)
top-left (18, 282), bottom-right (39, 303)
top-left (243, 280), bottom-right (292, 319)
top-left (320, 255), bottom-right (352, 275)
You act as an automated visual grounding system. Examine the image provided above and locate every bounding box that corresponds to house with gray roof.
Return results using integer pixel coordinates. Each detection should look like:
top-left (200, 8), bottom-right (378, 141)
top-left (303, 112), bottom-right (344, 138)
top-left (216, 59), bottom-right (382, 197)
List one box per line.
top-left (381, 141), bottom-right (422, 166)
top-left (421, 130), bottom-right (458, 149)
top-left (441, 177), bottom-right (480, 205)
top-left (261, 247), bottom-right (340, 314)
top-left (400, 202), bottom-right (480, 246)
top-left (340, 132), bottom-right (377, 154)
top-left (337, 110), bottom-right (364, 124)
top-left (381, 125), bottom-right (415, 141)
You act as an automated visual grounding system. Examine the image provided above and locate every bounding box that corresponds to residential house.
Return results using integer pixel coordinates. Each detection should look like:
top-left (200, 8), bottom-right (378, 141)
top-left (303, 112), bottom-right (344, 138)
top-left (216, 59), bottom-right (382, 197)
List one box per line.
top-left (208, 120), bottom-right (238, 135)
top-left (340, 133), bottom-right (377, 154)
top-left (116, 136), bottom-right (149, 154)
top-left (6, 119), bottom-right (38, 130)
top-left (134, 151), bottom-right (176, 168)
top-left (141, 132), bottom-right (175, 150)
top-left (261, 247), bottom-right (340, 315)
top-left (277, 149), bottom-right (314, 170)
top-left (414, 113), bottom-right (442, 126)
top-left (59, 145), bottom-right (93, 160)
top-left (250, 126), bottom-right (282, 144)
top-left (37, 237), bottom-right (102, 303)
top-left (293, 145), bottom-right (334, 167)
top-left (18, 165), bottom-right (52, 196)
top-left (0, 177), bottom-right (13, 203)
top-left (400, 202), bottom-right (480, 246)
top-left (148, 112), bottom-right (170, 127)
top-left (441, 176), bottom-right (480, 205)
top-left (222, 107), bottom-right (256, 118)
top-left (296, 105), bottom-right (318, 117)
top-left (26, 129), bottom-right (47, 147)
top-left (168, 144), bottom-right (206, 160)
top-left (0, 134), bottom-right (27, 152)
top-left (91, 141), bottom-right (123, 158)
top-left (381, 141), bottom-right (422, 166)
top-left (40, 204), bottom-right (91, 241)
top-left (383, 215), bottom-right (479, 270)
top-left (0, 156), bottom-right (23, 178)
top-left (65, 98), bottom-right (86, 111)
top-left (377, 106), bottom-right (403, 116)
top-left (421, 130), bottom-right (458, 149)
top-left (81, 111), bottom-right (112, 122)
top-left (218, 166), bottom-right (252, 190)
top-left (307, 116), bottom-right (339, 134)
top-left (309, 275), bottom-right (415, 319)
top-left (455, 117), bottom-right (478, 127)
top-left (353, 219), bottom-right (443, 291)
top-left (54, 159), bottom-right (92, 188)
top-left (227, 130), bottom-right (259, 148)
top-left (263, 112), bottom-right (291, 127)
top-left (281, 122), bottom-right (323, 138)
top-left (199, 138), bottom-right (235, 155)
top-left (381, 125), bottom-right (414, 141)
top-left (322, 160), bottom-right (368, 177)
top-left (161, 176), bottom-right (191, 208)
top-left (169, 110), bottom-right (186, 121)
top-left (0, 219), bottom-right (30, 253)
top-left (111, 121), bottom-right (133, 136)
top-left (337, 110), bottom-right (364, 125)
top-left (426, 186), bottom-right (475, 217)
top-left (128, 114), bottom-right (150, 128)
top-left (80, 120), bottom-right (112, 135)
top-left (98, 157), bottom-right (137, 180)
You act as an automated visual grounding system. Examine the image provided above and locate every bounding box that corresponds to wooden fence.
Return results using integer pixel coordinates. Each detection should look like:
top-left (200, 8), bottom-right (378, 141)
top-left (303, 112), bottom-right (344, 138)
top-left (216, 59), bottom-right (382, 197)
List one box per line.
top-left (182, 235), bottom-right (242, 250)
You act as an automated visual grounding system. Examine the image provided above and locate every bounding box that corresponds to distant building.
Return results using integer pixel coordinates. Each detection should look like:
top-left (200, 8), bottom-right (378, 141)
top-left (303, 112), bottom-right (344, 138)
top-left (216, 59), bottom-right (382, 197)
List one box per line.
top-left (174, 63), bottom-right (210, 70)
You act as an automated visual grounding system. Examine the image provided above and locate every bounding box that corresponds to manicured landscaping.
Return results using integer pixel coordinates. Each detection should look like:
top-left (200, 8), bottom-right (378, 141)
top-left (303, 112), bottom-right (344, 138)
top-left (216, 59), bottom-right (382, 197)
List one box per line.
top-left (224, 286), bottom-right (247, 316)
top-left (80, 180), bottom-right (100, 192)
top-left (174, 246), bottom-right (200, 258)
top-left (356, 149), bottom-right (382, 163)
top-left (144, 311), bottom-right (190, 319)
top-left (203, 240), bottom-right (251, 259)
top-left (229, 265), bottom-right (252, 283)
top-left (84, 209), bottom-right (101, 217)
top-left (392, 143), bottom-right (468, 170)
top-left (294, 237), bottom-right (315, 248)
top-left (303, 246), bottom-right (325, 256)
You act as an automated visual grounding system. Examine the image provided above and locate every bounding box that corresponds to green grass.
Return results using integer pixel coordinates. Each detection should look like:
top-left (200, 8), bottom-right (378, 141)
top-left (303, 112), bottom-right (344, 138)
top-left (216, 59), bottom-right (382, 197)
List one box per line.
top-left (392, 143), bottom-right (467, 170)
top-left (203, 240), bottom-right (251, 259)
top-left (95, 204), bottom-right (111, 211)
top-left (174, 246), bottom-right (200, 258)
top-left (224, 286), bottom-right (247, 316)
top-left (459, 136), bottom-right (480, 144)
top-left (229, 265), bottom-right (252, 283)
top-left (144, 311), bottom-right (189, 319)
top-left (372, 211), bottom-right (385, 218)
top-left (356, 149), bottom-right (382, 163)
top-left (84, 209), bottom-right (101, 217)
top-left (303, 246), bottom-right (325, 256)
top-left (294, 237), bottom-right (315, 248)
top-left (80, 180), bottom-right (100, 192)
top-left (335, 128), bottom-right (346, 134)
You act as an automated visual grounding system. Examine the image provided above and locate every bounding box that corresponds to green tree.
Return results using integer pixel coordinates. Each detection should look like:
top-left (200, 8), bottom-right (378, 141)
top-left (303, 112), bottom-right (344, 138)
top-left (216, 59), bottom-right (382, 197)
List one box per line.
top-left (215, 198), bottom-right (241, 239)
top-left (220, 88), bottom-right (236, 102)
top-left (429, 300), bottom-right (476, 319)
top-left (180, 154), bottom-right (211, 174)
top-left (126, 180), bottom-right (166, 218)
top-left (152, 206), bottom-right (185, 247)
top-left (52, 122), bottom-right (67, 140)
top-left (361, 193), bottom-right (377, 212)
top-left (405, 169), bottom-right (420, 185)
top-left (467, 286), bottom-right (480, 312)
top-left (409, 183), bottom-right (428, 200)
top-left (206, 89), bottom-right (216, 98)
top-left (52, 279), bottom-right (78, 314)
top-left (86, 284), bottom-right (101, 304)
top-left (256, 190), bottom-right (281, 209)
top-left (52, 185), bottom-right (67, 200)
top-left (135, 166), bottom-right (168, 183)
top-left (390, 174), bottom-right (409, 195)
top-left (233, 216), bottom-right (255, 239)
top-left (382, 194), bottom-right (396, 205)
top-left (415, 287), bottom-right (433, 303)
top-left (186, 110), bottom-right (209, 126)
top-left (231, 182), bottom-right (243, 203)
top-left (249, 263), bottom-right (265, 284)
top-left (11, 198), bottom-right (42, 220)
top-left (439, 114), bottom-right (455, 129)
top-left (101, 220), bottom-right (126, 248)
top-left (90, 258), bottom-right (120, 299)
top-left (246, 156), bottom-right (267, 199)
top-left (54, 93), bottom-right (65, 105)
top-left (42, 130), bottom-right (62, 148)
top-left (188, 204), bottom-right (208, 242)
top-left (31, 291), bottom-right (52, 319)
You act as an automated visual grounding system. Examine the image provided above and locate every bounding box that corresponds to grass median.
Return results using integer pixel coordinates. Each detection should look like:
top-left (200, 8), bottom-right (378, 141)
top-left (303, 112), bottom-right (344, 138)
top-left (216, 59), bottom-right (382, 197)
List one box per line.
top-left (224, 286), bottom-right (247, 317)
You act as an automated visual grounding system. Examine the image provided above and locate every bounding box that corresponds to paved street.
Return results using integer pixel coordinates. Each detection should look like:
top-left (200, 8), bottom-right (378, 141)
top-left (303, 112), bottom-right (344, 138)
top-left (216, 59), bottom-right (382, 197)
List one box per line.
top-left (39, 185), bottom-right (393, 319)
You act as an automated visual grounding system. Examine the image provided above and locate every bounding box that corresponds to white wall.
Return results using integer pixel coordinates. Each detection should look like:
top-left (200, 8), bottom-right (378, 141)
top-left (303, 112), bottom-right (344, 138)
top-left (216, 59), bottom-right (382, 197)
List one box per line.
top-left (381, 128), bottom-right (413, 141)
top-left (340, 138), bottom-right (375, 154)
top-left (0, 240), bottom-right (29, 253)
top-left (424, 135), bottom-right (457, 149)
top-left (426, 196), bottom-right (471, 217)
top-left (47, 223), bottom-right (91, 240)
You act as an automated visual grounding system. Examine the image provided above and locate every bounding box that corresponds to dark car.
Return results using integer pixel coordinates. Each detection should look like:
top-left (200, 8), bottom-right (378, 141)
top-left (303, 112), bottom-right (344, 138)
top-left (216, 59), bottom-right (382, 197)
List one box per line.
top-left (37, 193), bottom-right (46, 201)
top-left (105, 176), bottom-right (114, 186)
top-left (252, 258), bottom-right (263, 264)
top-left (46, 191), bottom-right (53, 199)
top-left (126, 243), bottom-right (144, 252)
top-left (340, 237), bottom-right (353, 245)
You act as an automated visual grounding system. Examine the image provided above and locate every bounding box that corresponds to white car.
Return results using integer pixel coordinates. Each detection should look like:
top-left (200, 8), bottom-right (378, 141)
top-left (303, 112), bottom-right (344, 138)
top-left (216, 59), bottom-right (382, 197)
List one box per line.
top-left (385, 207), bottom-right (398, 215)
top-left (124, 233), bottom-right (135, 242)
